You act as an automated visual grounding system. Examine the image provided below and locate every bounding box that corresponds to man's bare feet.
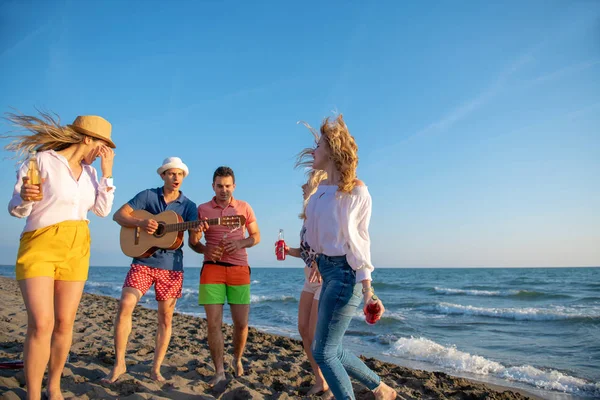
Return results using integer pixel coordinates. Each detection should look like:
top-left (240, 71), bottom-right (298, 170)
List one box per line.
top-left (233, 359), bottom-right (244, 377)
top-left (101, 364), bottom-right (127, 384)
top-left (47, 388), bottom-right (65, 400)
top-left (373, 382), bottom-right (397, 400)
top-left (151, 370), bottom-right (166, 382)
top-left (208, 371), bottom-right (226, 387)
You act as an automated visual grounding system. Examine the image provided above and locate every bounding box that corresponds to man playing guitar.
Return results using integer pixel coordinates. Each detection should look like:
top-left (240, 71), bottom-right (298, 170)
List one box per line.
top-left (103, 156), bottom-right (207, 383)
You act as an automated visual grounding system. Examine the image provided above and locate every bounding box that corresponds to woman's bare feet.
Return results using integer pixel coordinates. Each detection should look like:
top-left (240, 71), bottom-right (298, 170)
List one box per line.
top-left (233, 359), bottom-right (244, 377)
top-left (150, 369), bottom-right (166, 382)
top-left (101, 363), bottom-right (127, 384)
top-left (373, 382), bottom-right (397, 400)
top-left (47, 387), bottom-right (65, 400)
top-left (306, 381), bottom-right (329, 396)
top-left (320, 389), bottom-right (333, 399)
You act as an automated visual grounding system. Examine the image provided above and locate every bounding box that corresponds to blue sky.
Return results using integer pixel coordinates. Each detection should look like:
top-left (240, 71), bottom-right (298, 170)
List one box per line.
top-left (0, 1), bottom-right (598, 268)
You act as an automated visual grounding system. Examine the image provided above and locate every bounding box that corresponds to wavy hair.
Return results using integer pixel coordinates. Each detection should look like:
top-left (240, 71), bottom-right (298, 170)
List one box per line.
top-left (320, 114), bottom-right (358, 193)
top-left (295, 121), bottom-right (327, 218)
top-left (2, 109), bottom-right (85, 160)
top-left (298, 169), bottom-right (327, 219)
top-left (294, 120), bottom-right (320, 170)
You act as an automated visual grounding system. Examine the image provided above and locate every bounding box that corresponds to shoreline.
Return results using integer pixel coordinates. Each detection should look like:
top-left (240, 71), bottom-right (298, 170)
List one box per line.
top-left (0, 276), bottom-right (544, 399)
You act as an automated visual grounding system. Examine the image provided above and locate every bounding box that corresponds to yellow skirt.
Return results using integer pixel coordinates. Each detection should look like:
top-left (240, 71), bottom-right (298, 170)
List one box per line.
top-left (16, 220), bottom-right (91, 281)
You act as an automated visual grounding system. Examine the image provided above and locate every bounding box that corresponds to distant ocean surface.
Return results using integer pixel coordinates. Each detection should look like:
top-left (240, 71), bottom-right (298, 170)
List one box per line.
top-left (1, 266), bottom-right (598, 399)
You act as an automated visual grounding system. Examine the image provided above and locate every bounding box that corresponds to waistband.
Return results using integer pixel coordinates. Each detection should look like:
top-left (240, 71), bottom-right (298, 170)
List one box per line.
top-left (55, 220), bottom-right (89, 227)
top-left (203, 261), bottom-right (247, 267)
top-left (131, 264), bottom-right (184, 273)
top-left (316, 254), bottom-right (347, 261)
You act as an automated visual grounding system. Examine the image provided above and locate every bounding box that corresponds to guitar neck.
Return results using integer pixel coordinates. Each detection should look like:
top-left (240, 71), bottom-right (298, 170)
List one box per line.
top-left (165, 218), bottom-right (222, 233)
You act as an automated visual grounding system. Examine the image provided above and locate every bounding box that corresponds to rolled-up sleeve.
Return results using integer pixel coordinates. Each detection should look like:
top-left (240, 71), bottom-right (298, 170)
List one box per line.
top-left (340, 188), bottom-right (374, 283)
top-left (8, 163), bottom-right (34, 218)
top-left (91, 168), bottom-right (115, 217)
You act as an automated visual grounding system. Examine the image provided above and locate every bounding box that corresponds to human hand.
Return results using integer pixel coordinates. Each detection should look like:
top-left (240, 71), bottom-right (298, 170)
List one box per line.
top-left (20, 177), bottom-right (44, 202)
top-left (308, 266), bottom-right (322, 283)
top-left (276, 244), bottom-right (290, 257)
top-left (139, 218), bottom-right (158, 234)
top-left (223, 239), bottom-right (243, 254)
top-left (363, 295), bottom-right (385, 322)
top-left (194, 219), bottom-right (210, 232)
top-left (205, 244), bottom-right (224, 261)
top-left (99, 145), bottom-right (115, 177)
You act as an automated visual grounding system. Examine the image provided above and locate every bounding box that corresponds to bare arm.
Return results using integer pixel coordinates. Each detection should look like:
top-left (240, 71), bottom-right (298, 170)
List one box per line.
top-left (189, 234), bottom-right (223, 260)
top-left (189, 239), bottom-right (206, 254)
top-left (285, 246), bottom-right (301, 258)
top-left (242, 221), bottom-right (260, 248)
top-left (113, 203), bottom-right (158, 234)
top-left (222, 220), bottom-right (261, 254)
top-left (113, 204), bottom-right (140, 227)
top-left (188, 220), bottom-right (209, 253)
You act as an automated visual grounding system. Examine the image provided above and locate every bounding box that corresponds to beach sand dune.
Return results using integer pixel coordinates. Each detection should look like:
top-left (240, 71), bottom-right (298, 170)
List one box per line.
top-left (0, 277), bottom-right (536, 399)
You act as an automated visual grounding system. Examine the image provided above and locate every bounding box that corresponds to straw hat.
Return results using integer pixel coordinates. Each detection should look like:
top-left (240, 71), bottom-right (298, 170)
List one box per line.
top-left (68, 115), bottom-right (116, 148)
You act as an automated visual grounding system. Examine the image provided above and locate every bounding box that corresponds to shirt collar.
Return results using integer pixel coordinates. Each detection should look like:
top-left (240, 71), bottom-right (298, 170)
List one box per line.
top-left (211, 196), bottom-right (237, 209)
top-left (47, 149), bottom-right (91, 174)
top-left (159, 186), bottom-right (185, 203)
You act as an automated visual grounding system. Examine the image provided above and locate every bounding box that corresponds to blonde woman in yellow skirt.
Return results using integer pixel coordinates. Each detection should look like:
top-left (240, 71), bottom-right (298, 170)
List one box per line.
top-left (4, 110), bottom-right (116, 400)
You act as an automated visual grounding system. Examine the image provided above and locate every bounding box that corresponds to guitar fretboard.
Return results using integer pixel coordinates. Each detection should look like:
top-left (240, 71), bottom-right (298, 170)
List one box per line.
top-left (164, 218), bottom-right (231, 233)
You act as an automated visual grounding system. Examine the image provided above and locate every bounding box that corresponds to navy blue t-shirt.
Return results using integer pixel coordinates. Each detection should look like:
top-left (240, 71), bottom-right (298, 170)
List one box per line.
top-left (127, 187), bottom-right (198, 271)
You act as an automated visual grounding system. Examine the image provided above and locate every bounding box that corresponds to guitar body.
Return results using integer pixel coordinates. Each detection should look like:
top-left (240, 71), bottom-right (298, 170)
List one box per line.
top-left (120, 210), bottom-right (184, 258)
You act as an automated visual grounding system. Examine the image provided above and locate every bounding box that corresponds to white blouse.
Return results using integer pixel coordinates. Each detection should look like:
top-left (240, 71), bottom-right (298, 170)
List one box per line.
top-left (304, 184), bottom-right (374, 282)
top-left (8, 150), bottom-right (115, 233)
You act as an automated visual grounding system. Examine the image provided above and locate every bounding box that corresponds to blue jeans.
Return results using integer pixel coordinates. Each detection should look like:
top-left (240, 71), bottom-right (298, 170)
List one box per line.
top-left (313, 255), bottom-right (380, 399)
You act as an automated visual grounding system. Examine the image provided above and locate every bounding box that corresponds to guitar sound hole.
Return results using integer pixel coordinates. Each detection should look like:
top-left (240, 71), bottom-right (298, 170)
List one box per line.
top-left (154, 223), bottom-right (166, 238)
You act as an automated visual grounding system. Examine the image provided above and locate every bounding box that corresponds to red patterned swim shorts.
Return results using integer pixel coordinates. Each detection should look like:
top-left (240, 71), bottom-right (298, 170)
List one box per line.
top-left (123, 264), bottom-right (183, 301)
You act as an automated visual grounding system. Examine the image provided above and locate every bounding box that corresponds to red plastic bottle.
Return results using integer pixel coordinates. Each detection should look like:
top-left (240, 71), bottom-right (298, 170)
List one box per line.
top-left (365, 300), bottom-right (381, 325)
top-left (275, 229), bottom-right (286, 261)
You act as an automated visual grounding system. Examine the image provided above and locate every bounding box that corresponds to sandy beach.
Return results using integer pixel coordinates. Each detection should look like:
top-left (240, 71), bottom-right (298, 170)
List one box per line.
top-left (0, 276), bottom-right (540, 399)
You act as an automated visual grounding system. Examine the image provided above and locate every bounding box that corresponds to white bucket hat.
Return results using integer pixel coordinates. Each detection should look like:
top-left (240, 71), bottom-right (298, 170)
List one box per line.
top-left (157, 157), bottom-right (189, 177)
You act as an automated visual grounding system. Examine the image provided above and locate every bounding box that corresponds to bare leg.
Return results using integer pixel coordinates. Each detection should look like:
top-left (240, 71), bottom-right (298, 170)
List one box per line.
top-left (46, 280), bottom-right (85, 400)
top-left (18, 277), bottom-right (55, 400)
top-left (103, 288), bottom-right (141, 383)
top-left (204, 304), bottom-right (226, 386)
top-left (151, 298), bottom-right (177, 381)
top-left (299, 292), bottom-right (328, 394)
top-left (230, 304), bottom-right (249, 377)
top-left (305, 295), bottom-right (328, 395)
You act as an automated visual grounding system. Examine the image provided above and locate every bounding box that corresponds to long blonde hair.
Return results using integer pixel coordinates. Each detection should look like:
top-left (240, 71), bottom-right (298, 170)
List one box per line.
top-left (2, 109), bottom-right (85, 161)
top-left (320, 114), bottom-right (358, 193)
top-left (295, 121), bottom-right (327, 219)
top-left (294, 120), bottom-right (320, 170)
top-left (299, 169), bottom-right (327, 219)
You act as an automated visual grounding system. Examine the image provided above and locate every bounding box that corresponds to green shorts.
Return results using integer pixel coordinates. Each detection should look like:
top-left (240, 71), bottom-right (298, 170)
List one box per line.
top-left (199, 263), bottom-right (251, 305)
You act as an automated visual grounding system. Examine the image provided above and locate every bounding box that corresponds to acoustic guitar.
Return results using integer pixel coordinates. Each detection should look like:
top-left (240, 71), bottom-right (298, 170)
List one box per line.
top-left (119, 209), bottom-right (245, 258)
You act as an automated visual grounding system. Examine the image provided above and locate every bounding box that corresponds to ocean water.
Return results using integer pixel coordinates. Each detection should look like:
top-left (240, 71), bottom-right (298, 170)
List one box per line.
top-left (1, 266), bottom-right (598, 399)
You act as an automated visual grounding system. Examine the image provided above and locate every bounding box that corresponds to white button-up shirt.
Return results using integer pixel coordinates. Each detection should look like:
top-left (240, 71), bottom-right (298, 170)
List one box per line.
top-left (8, 150), bottom-right (115, 233)
top-left (304, 184), bottom-right (374, 283)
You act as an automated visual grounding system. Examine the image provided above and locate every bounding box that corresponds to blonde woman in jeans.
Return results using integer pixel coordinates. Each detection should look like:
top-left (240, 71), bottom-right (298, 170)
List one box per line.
top-left (304, 115), bottom-right (397, 399)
